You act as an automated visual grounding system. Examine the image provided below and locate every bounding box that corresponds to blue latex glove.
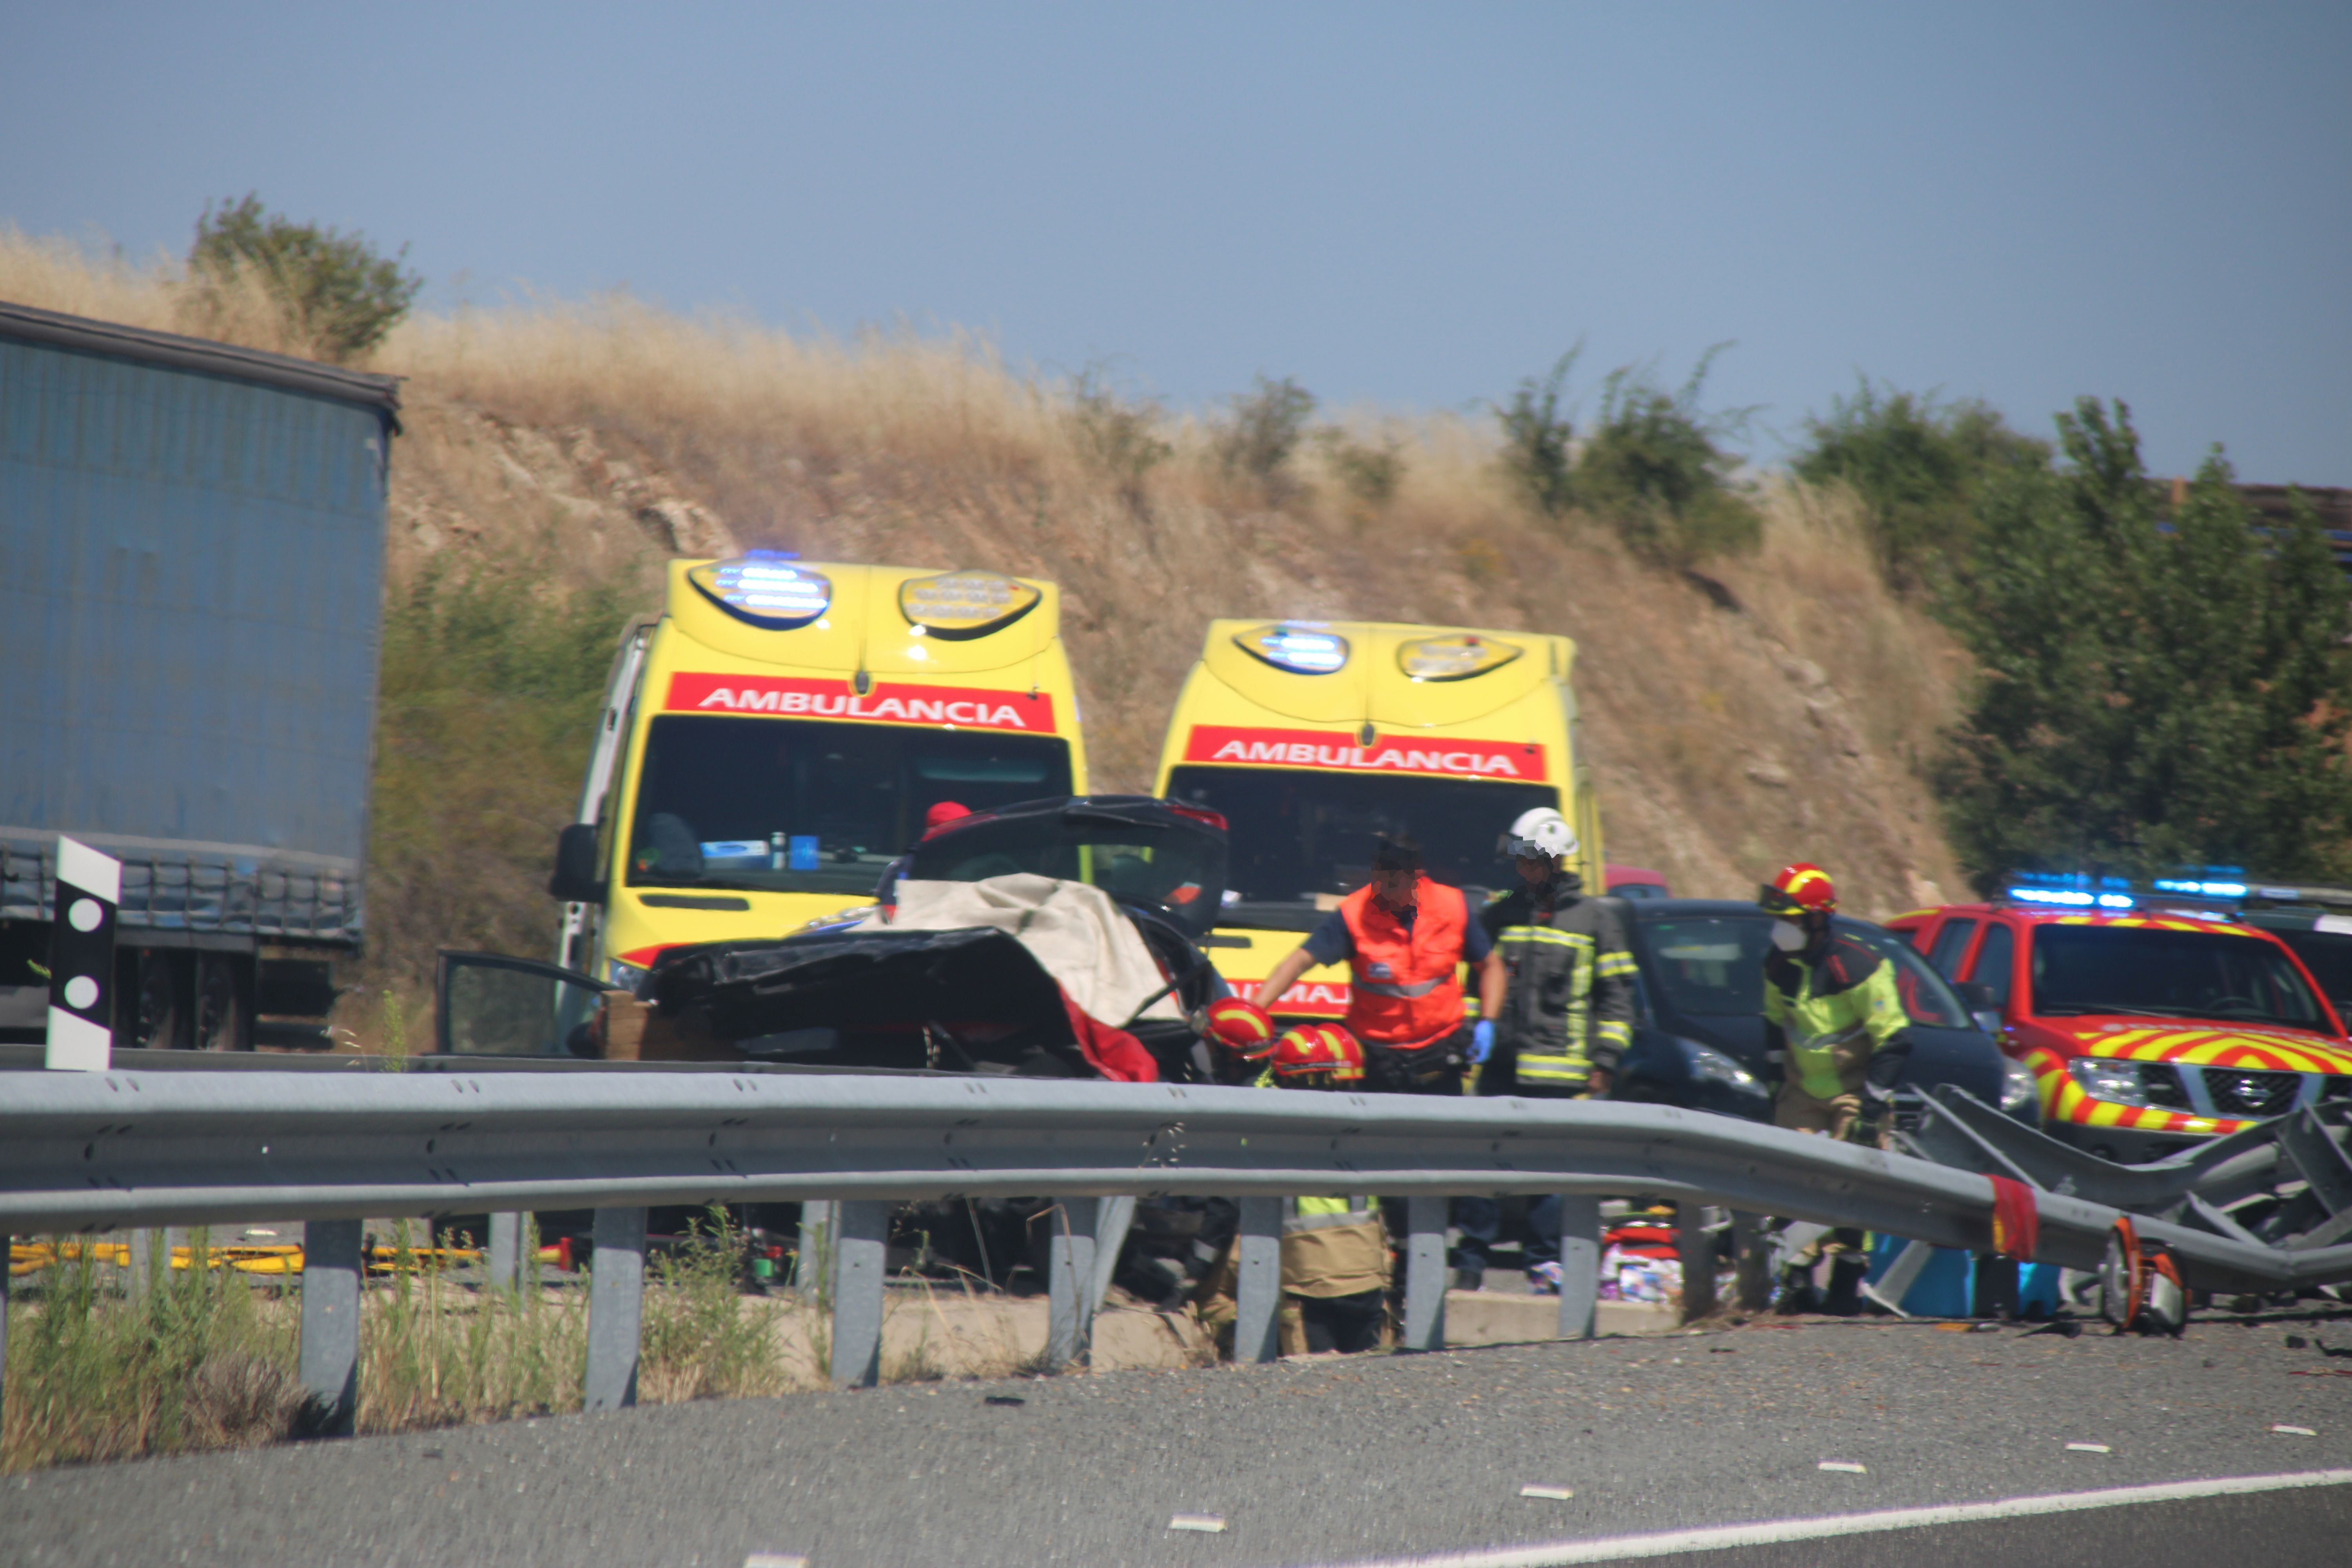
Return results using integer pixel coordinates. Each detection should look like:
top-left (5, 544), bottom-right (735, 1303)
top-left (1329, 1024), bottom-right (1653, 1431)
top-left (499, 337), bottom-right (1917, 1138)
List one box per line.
top-left (1468, 1019), bottom-right (1495, 1065)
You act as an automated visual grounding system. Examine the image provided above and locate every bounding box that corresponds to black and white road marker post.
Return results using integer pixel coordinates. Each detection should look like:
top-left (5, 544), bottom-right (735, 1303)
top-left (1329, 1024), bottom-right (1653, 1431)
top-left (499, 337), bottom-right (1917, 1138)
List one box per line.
top-left (46, 836), bottom-right (121, 1071)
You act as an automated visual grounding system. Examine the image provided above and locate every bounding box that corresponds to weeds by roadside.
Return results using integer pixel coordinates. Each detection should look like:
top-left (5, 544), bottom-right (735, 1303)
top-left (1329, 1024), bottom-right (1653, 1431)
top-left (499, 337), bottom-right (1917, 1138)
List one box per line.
top-left (2, 1233), bottom-right (302, 1472)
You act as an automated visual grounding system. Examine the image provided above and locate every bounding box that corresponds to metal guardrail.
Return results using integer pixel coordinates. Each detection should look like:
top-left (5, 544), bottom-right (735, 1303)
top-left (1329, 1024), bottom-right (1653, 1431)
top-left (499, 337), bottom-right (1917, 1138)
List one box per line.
top-left (5, 1069), bottom-right (2352, 1436)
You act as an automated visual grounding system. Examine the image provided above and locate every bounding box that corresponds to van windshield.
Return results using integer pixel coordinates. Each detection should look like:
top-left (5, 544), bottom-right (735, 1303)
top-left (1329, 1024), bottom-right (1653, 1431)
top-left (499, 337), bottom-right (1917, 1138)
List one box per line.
top-left (1163, 765), bottom-right (1555, 911)
top-left (626, 715), bottom-right (1074, 896)
top-left (2031, 924), bottom-right (2326, 1029)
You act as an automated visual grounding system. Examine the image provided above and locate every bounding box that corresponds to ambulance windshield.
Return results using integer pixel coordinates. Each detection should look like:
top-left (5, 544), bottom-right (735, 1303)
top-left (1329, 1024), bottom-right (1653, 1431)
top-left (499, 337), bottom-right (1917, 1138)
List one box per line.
top-left (1164, 766), bottom-right (1555, 915)
top-left (626, 715), bottom-right (1073, 896)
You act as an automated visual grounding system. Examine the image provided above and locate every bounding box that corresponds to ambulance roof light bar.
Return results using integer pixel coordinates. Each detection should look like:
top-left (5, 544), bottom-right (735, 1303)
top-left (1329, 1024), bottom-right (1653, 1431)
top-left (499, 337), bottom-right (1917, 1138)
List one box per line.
top-left (689, 552), bottom-right (831, 630)
top-left (1237, 622), bottom-right (1349, 675)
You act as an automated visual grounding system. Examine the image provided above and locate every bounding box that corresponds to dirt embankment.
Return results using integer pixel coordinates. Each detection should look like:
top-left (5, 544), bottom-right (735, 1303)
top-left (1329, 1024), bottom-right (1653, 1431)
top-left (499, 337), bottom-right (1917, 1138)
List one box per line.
top-left (377, 301), bottom-right (1969, 917)
top-left (0, 236), bottom-right (1970, 1002)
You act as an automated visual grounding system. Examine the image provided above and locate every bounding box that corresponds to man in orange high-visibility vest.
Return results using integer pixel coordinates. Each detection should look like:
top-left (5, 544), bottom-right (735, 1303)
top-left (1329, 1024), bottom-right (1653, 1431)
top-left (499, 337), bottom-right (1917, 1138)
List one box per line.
top-left (1251, 836), bottom-right (1506, 1097)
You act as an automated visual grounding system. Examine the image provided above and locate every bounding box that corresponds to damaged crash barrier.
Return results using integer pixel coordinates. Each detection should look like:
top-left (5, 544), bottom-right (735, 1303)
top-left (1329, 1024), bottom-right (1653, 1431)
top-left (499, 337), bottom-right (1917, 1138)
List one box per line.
top-left (1195, 1022), bottom-right (1392, 1356)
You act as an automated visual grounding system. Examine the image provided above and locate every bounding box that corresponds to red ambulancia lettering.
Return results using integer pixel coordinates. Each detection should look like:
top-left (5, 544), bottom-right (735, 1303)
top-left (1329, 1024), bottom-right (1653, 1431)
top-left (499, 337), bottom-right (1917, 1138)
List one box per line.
top-left (1183, 725), bottom-right (1545, 782)
top-left (667, 673), bottom-right (1054, 733)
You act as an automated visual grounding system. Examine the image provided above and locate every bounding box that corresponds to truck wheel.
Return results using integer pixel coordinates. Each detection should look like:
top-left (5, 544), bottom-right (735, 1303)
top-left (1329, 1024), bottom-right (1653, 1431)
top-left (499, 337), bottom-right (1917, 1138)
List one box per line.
top-left (194, 954), bottom-right (252, 1052)
top-left (125, 950), bottom-right (189, 1050)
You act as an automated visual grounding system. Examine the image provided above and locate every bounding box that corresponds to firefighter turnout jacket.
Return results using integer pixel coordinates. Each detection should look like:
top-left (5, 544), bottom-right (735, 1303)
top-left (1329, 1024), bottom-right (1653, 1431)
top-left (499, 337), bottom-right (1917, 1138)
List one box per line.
top-left (1479, 872), bottom-right (1635, 1092)
top-left (1762, 932), bottom-right (1913, 1101)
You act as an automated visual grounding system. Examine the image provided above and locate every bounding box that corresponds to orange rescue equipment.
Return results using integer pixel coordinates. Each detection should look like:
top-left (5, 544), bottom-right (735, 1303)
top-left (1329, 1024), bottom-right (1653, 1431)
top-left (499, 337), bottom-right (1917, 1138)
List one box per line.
top-left (1338, 880), bottom-right (1470, 1049)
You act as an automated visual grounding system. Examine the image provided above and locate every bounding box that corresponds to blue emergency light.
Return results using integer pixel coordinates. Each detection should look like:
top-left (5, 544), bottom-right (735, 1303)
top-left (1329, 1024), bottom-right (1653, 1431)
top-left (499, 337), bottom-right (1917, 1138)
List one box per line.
top-left (690, 553), bottom-right (831, 629)
top-left (1237, 623), bottom-right (1350, 674)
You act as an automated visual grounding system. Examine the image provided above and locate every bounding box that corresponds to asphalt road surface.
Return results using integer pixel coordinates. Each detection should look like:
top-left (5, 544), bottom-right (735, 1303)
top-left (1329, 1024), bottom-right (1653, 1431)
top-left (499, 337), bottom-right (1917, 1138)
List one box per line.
top-left (9, 1309), bottom-right (2352, 1568)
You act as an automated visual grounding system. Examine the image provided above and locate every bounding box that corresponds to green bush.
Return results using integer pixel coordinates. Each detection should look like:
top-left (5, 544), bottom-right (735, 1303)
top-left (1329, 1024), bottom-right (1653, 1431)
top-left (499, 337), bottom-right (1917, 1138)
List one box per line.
top-left (1316, 427), bottom-right (1405, 516)
top-left (1215, 375), bottom-right (1318, 501)
top-left (1574, 348), bottom-right (1760, 567)
top-left (1793, 379), bottom-right (2048, 588)
top-left (1495, 348), bottom-right (1581, 520)
top-left (1068, 366), bottom-right (1171, 513)
top-left (190, 194), bottom-right (423, 361)
top-left (365, 563), bottom-right (635, 996)
top-left (1937, 399), bottom-right (2352, 888)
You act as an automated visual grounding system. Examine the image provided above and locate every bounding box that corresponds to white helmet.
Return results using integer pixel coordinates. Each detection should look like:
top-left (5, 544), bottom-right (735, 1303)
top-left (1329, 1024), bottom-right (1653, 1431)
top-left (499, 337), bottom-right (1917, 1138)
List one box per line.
top-left (1500, 806), bottom-right (1578, 862)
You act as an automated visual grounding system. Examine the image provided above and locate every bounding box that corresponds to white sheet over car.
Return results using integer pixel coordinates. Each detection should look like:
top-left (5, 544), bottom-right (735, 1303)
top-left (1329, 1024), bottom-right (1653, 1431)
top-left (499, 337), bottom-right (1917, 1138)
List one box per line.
top-left (858, 873), bottom-right (1185, 1025)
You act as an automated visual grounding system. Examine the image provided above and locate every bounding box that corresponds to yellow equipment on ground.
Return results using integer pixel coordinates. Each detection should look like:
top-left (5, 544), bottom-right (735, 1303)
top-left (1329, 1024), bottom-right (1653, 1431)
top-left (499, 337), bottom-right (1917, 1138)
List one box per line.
top-left (1153, 618), bottom-right (1602, 1023)
top-left (561, 557), bottom-right (1089, 990)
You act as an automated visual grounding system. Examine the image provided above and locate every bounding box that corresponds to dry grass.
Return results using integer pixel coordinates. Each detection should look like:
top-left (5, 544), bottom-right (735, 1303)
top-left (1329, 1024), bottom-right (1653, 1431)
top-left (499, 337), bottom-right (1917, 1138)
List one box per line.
top-left (1, 226), bottom-right (1973, 983)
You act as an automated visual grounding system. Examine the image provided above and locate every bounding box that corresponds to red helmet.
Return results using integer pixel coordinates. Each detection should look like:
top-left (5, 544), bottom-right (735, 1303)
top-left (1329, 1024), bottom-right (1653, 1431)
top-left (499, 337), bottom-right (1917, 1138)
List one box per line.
top-left (1271, 1023), bottom-right (1365, 1085)
top-left (1204, 997), bottom-right (1279, 1060)
top-left (1759, 862), bottom-right (1837, 916)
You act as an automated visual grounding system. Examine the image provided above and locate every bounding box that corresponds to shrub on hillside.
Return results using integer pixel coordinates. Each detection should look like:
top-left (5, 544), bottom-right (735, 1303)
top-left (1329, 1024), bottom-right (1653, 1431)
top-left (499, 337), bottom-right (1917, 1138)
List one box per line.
top-left (1793, 380), bottom-right (2048, 589)
top-left (189, 194), bottom-right (422, 361)
top-left (365, 564), bottom-right (633, 996)
top-left (1214, 375), bottom-right (1317, 502)
top-left (1068, 366), bottom-right (1171, 512)
top-left (1575, 350), bottom-right (1760, 568)
top-left (1316, 427), bottom-right (1405, 518)
top-left (1496, 348), bottom-right (1580, 521)
top-left (1937, 398), bottom-right (2352, 888)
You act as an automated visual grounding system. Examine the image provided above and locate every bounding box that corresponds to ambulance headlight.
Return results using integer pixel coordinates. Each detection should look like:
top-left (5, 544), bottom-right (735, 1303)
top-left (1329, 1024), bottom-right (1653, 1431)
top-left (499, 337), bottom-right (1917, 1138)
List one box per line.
top-left (690, 554), bottom-right (830, 630)
top-left (1398, 633), bottom-right (1523, 682)
top-left (898, 570), bottom-right (1042, 640)
top-left (607, 959), bottom-right (652, 996)
top-left (1237, 622), bottom-right (1349, 674)
top-left (2001, 1058), bottom-right (2038, 1114)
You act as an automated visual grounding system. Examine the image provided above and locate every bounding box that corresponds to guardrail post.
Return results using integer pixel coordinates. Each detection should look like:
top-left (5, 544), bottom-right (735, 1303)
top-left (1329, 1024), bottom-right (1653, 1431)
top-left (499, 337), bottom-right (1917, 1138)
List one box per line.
top-left (1, 1233), bottom-right (12, 1428)
top-left (298, 1218), bottom-right (363, 1437)
top-left (1677, 1203), bottom-right (1717, 1322)
top-left (127, 1227), bottom-right (157, 1302)
top-left (486, 1212), bottom-right (523, 1293)
top-left (584, 1206), bottom-right (647, 1412)
top-left (1731, 1211), bottom-right (1772, 1311)
top-left (1045, 1197), bottom-right (1100, 1371)
top-left (1233, 1196), bottom-right (1283, 1364)
top-left (829, 1200), bottom-right (887, 1388)
top-left (795, 1201), bottom-right (832, 1296)
top-left (1401, 1195), bottom-right (1448, 1353)
top-left (1089, 1194), bottom-right (1135, 1316)
top-left (1556, 1194), bottom-right (1600, 1339)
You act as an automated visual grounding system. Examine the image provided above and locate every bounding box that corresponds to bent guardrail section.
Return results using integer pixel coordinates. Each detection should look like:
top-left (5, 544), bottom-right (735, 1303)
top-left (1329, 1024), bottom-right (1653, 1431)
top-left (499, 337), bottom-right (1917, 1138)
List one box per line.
top-left (4, 1071), bottom-right (2349, 1437)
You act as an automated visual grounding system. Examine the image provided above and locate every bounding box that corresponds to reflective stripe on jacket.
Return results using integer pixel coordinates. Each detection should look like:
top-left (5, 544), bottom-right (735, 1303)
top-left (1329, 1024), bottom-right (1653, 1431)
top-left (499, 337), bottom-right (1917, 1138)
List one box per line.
top-left (1761, 935), bottom-right (1909, 1101)
top-left (1482, 878), bottom-right (1635, 1089)
top-left (1339, 880), bottom-right (1470, 1048)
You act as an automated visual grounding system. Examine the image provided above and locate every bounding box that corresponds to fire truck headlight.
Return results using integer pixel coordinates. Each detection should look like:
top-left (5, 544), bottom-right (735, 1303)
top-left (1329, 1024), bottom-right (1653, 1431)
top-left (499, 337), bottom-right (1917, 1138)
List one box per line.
top-left (2067, 1056), bottom-right (2149, 1107)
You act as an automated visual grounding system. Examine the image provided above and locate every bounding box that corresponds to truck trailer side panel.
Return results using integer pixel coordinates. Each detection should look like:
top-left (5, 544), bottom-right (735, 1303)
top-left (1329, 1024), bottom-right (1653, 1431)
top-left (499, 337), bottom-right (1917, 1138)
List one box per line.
top-left (0, 302), bottom-right (399, 1043)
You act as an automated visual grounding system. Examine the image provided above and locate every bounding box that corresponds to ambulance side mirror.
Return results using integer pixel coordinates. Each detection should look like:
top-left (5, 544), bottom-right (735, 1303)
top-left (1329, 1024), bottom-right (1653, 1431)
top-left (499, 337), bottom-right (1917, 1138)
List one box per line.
top-left (549, 824), bottom-right (605, 904)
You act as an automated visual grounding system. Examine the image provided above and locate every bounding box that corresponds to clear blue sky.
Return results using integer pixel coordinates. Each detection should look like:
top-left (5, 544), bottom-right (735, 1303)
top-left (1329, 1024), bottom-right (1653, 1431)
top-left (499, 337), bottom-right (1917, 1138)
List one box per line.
top-left (5, 2), bottom-right (2347, 480)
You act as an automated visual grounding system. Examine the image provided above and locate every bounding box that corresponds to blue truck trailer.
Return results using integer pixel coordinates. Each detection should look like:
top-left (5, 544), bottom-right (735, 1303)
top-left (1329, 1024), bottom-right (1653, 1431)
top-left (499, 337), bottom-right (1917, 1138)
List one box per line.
top-left (0, 301), bottom-right (400, 1049)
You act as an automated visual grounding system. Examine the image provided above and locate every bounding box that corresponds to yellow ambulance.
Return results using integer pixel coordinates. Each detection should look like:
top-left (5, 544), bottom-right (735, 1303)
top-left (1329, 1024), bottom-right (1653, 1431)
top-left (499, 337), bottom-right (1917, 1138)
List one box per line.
top-left (1151, 619), bottom-right (1601, 1023)
top-left (554, 554), bottom-right (1087, 990)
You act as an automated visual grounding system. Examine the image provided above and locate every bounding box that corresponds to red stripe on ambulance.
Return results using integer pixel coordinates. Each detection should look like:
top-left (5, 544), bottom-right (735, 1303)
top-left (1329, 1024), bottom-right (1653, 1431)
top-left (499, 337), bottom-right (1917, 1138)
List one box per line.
top-left (666, 673), bottom-right (1054, 732)
top-left (1181, 724), bottom-right (1545, 781)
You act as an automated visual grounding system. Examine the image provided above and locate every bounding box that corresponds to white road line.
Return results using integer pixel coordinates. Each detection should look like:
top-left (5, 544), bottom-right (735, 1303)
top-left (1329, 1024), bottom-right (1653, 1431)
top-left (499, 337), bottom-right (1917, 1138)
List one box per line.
top-left (1288, 1469), bottom-right (2352, 1568)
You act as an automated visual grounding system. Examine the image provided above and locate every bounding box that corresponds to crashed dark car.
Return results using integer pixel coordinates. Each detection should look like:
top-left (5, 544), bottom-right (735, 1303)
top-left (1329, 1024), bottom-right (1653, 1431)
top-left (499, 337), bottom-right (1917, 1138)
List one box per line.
top-left (1612, 899), bottom-right (2039, 1128)
top-left (643, 795), bottom-right (1236, 1081)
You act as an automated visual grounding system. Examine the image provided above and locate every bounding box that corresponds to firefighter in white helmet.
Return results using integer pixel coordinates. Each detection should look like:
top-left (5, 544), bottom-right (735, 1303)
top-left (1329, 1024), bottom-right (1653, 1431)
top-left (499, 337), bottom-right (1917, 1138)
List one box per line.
top-left (1476, 807), bottom-right (1635, 1096)
top-left (1456, 806), bottom-right (1636, 1291)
